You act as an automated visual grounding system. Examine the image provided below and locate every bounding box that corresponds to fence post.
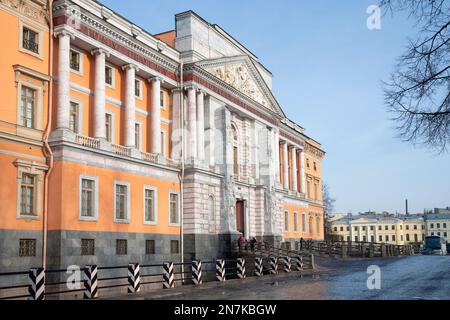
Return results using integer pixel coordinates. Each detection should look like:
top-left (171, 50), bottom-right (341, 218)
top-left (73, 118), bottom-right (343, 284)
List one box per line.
top-left (237, 258), bottom-right (246, 279)
top-left (381, 244), bottom-right (386, 257)
top-left (216, 259), bottom-right (226, 282)
top-left (369, 244), bottom-right (374, 258)
top-left (283, 256), bottom-right (291, 273)
top-left (254, 257), bottom-right (263, 277)
top-left (163, 262), bottom-right (175, 289)
top-left (269, 256), bottom-right (278, 274)
top-left (83, 265), bottom-right (98, 299)
top-left (128, 263), bottom-right (141, 293)
top-left (192, 260), bottom-right (202, 285)
top-left (28, 268), bottom-right (45, 300)
top-left (310, 254), bottom-right (316, 270)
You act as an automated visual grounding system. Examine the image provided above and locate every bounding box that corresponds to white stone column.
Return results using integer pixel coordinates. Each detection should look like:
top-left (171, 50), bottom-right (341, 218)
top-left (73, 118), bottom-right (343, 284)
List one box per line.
top-left (205, 95), bottom-right (215, 169)
top-left (150, 77), bottom-right (162, 154)
top-left (274, 129), bottom-right (280, 183)
top-left (196, 89), bottom-right (205, 162)
top-left (123, 64), bottom-right (139, 147)
top-left (300, 148), bottom-right (306, 194)
top-left (92, 49), bottom-right (109, 139)
top-left (282, 141), bottom-right (289, 190)
top-left (170, 88), bottom-right (181, 160)
top-left (291, 146), bottom-right (297, 192)
top-left (186, 86), bottom-right (197, 161)
top-left (55, 30), bottom-right (73, 130)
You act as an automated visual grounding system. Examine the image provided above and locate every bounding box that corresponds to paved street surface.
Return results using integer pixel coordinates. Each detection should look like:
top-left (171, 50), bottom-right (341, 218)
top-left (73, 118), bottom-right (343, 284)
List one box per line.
top-left (111, 255), bottom-right (450, 300)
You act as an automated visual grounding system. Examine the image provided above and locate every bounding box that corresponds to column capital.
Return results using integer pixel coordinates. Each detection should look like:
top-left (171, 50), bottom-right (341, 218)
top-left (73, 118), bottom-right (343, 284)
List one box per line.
top-left (171, 87), bottom-right (182, 94)
top-left (196, 87), bottom-right (207, 96)
top-left (91, 48), bottom-right (111, 58)
top-left (148, 76), bottom-right (163, 84)
top-left (122, 63), bottom-right (140, 72)
top-left (184, 84), bottom-right (197, 91)
top-left (54, 28), bottom-right (75, 40)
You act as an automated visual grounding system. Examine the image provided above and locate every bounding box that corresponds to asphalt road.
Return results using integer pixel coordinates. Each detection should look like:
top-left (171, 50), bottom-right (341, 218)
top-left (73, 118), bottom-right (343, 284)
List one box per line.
top-left (113, 255), bottom-right (450, 300)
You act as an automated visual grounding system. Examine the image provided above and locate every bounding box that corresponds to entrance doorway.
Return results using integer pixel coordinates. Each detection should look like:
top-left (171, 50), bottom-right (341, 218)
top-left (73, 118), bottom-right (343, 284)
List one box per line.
top-left (236, 200), bottom-right (245, 235)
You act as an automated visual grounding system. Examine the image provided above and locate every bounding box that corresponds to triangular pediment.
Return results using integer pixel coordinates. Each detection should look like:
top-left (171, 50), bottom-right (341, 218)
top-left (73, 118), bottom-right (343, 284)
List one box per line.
top-left (196, 56), bottom-right (284, 117)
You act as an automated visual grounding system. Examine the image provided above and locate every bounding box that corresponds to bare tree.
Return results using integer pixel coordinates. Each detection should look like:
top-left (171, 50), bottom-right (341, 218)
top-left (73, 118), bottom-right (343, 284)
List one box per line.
top-left (322, 183), bottom-right (336, 217)
top-left (381, 0), bottom-right (450, 152)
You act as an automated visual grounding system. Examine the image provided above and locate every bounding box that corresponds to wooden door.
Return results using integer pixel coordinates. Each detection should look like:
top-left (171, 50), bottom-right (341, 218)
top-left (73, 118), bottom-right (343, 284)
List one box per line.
top-left (236, 200), bottom-right (245, 234)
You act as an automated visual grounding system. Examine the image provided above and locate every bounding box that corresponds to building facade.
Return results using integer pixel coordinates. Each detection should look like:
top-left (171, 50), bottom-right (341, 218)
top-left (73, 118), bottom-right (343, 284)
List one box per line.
top-left (0, 0), bottom-right (325, 272)
top-left (424, 208), bottom-right (450, 243)
top-left (328, 214), bottom-right (425, 245)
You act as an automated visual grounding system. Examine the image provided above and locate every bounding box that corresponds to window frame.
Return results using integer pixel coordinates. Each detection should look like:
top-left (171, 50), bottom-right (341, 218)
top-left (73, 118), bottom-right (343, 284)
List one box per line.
top-left (284, 211), bottom-right (290, 232)
top-left (160, 90), bottom-right (166, 110)
top-left (293, 212), bottom-right (299, 232)
top-left (143, 185), bottom-right (157, 225)
top-left (168, 191), bottom-right (180, 227)
top-left (78, 175), bottom-right (99, 222)
top-left (105, 64), bottom-right (115, 88)
top-left (19, 21), bottom-right (43, 59)
top-left (105, 111), bottom-right (115, 143)
top-left (19, 239), bottom-right (36, 257)
top-left (81, 239), bottom-right (95, 256)
top-left (135, 78), bottom-right (143, 100)
top-left (134, 121), bottom-right (142, 150)
top-left (69, 99), bottom-right (83, 134)
top-left (114, 181), bottom-right (130, 224)
top-left (69, 47), bottom-right (84, 75)
top-left (15, 160), bottom-right (46, 220)
top-left (160, 129), bottom-right (167, 157)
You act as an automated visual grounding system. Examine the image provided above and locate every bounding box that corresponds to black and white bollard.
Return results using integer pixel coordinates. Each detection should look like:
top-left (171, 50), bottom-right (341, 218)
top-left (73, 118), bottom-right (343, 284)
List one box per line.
top-left (163, 262), bottom-right (175, 289)
top-left (216, 259), bottom-right (226, 282)
top-left (294, 256), bottom-right (304, 271)
top-left (28, 268), bottom-right (45, 300)
top-left (128, 263), bottom-right (141, 293)
top-left (283, 256), bottom-right (291, 273)
top-left (84, 265), bottom-right (98, 299)
top-left (237, 258), bottom-right (246, 279)
top-left (254, 257), bottom-right (263, 277)
top-left (192, 260), bottom-right (202, 285)
top-left (269, 256), bottom-right (278, 275)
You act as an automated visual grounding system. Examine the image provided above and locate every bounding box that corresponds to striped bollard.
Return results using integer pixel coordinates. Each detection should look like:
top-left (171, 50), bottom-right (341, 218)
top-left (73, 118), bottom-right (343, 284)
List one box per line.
top-left (237, 258), bottom-right (246, 279)
top-left (294, 256), bottom-right (304, 271)
top-left (83, 265), bottom-right (98, 299)
top-left (128, 263), bottom-right (141, 293)
top-left (216, 259), bottom-right (226, 282)
top-left (28, 268), bottom-right (45, 300)
top-left (192, 260), bottom-right (202, 285)
top-left (283, 256), bottom-right (291, 273)
top-left (163, 262), bottom-right (175, 289)
top-left (254, 257), bottom-right (263, 277)
top-left (269, 256), bottom-right (278, 274)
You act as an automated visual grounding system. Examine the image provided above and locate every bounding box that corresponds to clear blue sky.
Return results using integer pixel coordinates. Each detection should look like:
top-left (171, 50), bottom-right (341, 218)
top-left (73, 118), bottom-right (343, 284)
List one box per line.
top-left (101, 0), bottom-right (450, 214)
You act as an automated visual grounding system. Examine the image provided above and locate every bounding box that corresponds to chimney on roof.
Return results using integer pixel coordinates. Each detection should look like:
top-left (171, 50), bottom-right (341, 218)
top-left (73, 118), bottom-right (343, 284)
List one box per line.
top-left (405, 199), bottom-right (409, 215)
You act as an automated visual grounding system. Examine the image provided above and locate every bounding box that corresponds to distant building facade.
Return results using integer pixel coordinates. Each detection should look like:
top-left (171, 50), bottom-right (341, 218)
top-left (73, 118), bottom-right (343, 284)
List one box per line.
top-left (424, 208), bottom-right (450, 243)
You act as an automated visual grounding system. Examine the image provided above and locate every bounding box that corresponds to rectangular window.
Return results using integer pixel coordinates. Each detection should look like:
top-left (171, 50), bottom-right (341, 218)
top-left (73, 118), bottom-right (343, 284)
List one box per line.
top-left (20, 173), bottom-right (36, 216)
top-left (81, 178), bottom-right (95, 217)
top-left (431, 223), bottom-right (434, 228)
top-left (340, 226), bottom-right (344, 232)
top-left (334, 227), bottom-right (338, 232)
top-left (145, 240), bottom-right (155, 254)
top-left (385, 225), bottom-right (388, 230)
top-left (170, 240), bottom-right (179, 254)
top-left (105, 113), bottom-right (112, 142)
top-left (144, 188), bottom-right (155, 223)
top-left (379, 235), bottom-right (382, 242)
top-left (284, 211), bottom-right (289, 232)
top-left (105, 66), bottom-right (113, 86)
top-left (161, 131), bottom-right (166, 157)
top-left (444, 223), bottom-right (447, 228)
top-left (302, 213), bottom-right (306, 233)
top-left (406, 225), bottom-right (409, 230)
top-left (391, 225), bottom-right (395, 230)
top-left (135, 79), bottom-right (142, 98)
top-left (392, 235), bottom-right (396, 241)
top-left (20, 86), bottom-right (36, 128)
top-left (115, 184), bottom-right (128, 221)
top-left (81, 239), bottom-right (95, 256)
top-left (437, 223), bottom-right (441, 228)
top-left (169, 193), bottom-right (179, 225)
top-left (70, 49), bottom-right (81, 72)
top-left (385, 235), bottom-right (389, 242)
top-left (313, 162), bottom-right (317, 171)
top-left (22, 27), bottom-right (38, 54)
top-left (19, 239), bottom-right (36, 257)
top-left (406, 234), bottom-right (410, 241)
top-left (414, 234), bottom-right (418, 242)
top-left (135, 123), bottom-right (140, 150)
top-left (363, 236), bottom-right (367, 242)
top-left (378, 226), bottom-right (382, 230)
top-left (160, 90), bottom-right (165, 108)
top-left (413, 225), bottom-right (417, 230)
top-left (69, 101), bottom-right (79, 133)
top-left (116, 239), bottom-right (127, 255)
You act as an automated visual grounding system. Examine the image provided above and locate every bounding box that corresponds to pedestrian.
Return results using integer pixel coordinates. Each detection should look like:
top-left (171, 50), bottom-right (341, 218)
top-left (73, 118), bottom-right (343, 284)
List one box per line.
top-left (250, 237), bottom-right (257, 251)
top-left (237, 234), bottom-right (245, 252)
top-left (300, 237), bottom-right (304, 250)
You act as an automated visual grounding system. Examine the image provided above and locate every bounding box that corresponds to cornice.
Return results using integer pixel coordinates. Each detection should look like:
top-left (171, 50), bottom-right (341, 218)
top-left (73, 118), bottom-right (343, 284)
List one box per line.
top-left (0, 0), bottom-right (48, 27)
top-left (305, 142), bottom-right (325, 159)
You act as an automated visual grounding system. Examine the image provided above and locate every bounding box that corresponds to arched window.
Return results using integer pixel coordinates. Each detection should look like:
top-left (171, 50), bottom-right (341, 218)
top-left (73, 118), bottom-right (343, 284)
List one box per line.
top-left (231, 123), bottom-right (239, 176)
top-left (208, 195), bottom-right (215, 233)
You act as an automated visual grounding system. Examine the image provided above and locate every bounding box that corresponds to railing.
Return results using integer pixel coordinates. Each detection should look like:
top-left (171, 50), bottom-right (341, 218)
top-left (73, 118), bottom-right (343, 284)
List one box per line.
top-left (141, 151), bottom-right (158, 163)
top-left (112, 144), bottom-right (131, 157)
top-left (75, 135), bottom-right (100, 149)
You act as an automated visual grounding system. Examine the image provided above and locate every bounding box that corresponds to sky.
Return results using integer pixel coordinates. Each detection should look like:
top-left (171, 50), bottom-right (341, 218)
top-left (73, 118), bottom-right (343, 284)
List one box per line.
top-left (101, 0), bottom-right (450, 214)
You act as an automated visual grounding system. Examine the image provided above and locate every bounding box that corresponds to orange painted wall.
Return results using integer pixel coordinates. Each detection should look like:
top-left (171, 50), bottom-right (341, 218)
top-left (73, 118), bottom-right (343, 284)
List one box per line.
top-left (282, 203), bottom-right (324, 240)
top-left (48, 160), bottom-right (181, 235)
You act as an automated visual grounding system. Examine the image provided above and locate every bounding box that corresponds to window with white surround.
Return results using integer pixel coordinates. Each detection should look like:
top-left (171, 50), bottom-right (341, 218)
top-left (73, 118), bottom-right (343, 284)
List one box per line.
top-left (78, 175), bottom-right (98, 221)
top-left (105, 65), bottom-right (114, 87)
top-left (105, 112), bottom-right (114, 143)
top-left (143, 186), bottom-right (157, 224)
top-left (70, 48), bottom-right (83, 74)
top-left (135, 122), bottom-right (141, 150)
top-left (161, 129), bottom-right (166, 157)
top-left (19, 22), bottom-right (43, 58)
top-left (169, 192), bottom-right (180, 226)
top-left (69, 101), bottom-right (80, 133)
top-left (284, 211), bottom-right (289, 232)
top-left (135, 79), bottom-right (143, 99)
top-left (302, 213), bottom-right (306, 233)
top-left (15, 160), bottom-right (46, 220)
top-left (20, 86), bottom-right (36, 128)
top-left (294, 212), bottom-right (298, 232)
top-left (160, 90), bottom-right (165, 109)
top-left (114, 181), bottom-right (130, 223)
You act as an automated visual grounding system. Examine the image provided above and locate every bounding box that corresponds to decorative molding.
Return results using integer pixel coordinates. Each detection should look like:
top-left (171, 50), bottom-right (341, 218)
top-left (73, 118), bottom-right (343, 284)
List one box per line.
top-left (304, 142), bottom-right (325, 159)
top-left (0, 0), bottom-right (48, 26)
